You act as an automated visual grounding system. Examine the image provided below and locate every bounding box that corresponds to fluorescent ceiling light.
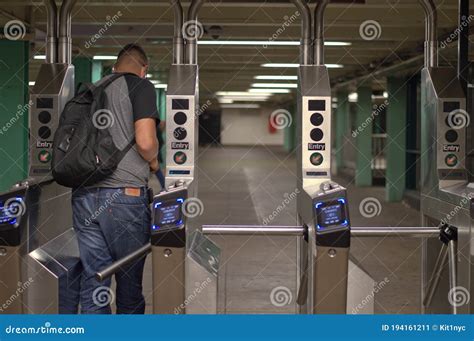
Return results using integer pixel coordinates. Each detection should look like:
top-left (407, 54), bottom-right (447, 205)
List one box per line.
top-left (154, 84), bottom-right (168, 89)
top-left (220, 97), bottom-right (268, 102)
top-left (254, 75), bottom-right (297, 80)
top-left (34, 55), bottom-right (46, 60)
top-left (218, 98), bottom-right (234, 104)
top-left (28, 81), bottom-right (35, 86)
top-left (251, 83), bottom-right (298, 88)
top-left (216, 91), bottom-right (271, 97)
top-left (348, 92), bottom-right (358, 102)
top-left (261, 63), bottom-right (343, 69)
top-left (146, 73), bottom-right (153, 78)
top-left (149, 80), bottom-right (161, 84)
top-left (221, 104), bottom-right (260, 109)
top-left (93, 55), bottom-right (117, 60)
top-left (248, 88), bottom-right (291, 93)
top-left (198, 40), bottom-right (350, 47)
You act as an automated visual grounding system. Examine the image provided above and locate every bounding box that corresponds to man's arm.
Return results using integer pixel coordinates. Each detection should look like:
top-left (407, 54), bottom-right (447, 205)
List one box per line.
top-left (129, 77), bottom-right (160, 171)
top-left (135, 118), bottom-right (158, 169)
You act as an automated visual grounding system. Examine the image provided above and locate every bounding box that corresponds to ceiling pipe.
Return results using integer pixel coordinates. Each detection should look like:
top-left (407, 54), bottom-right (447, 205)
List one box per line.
top-left (58, 0), bottom-right (77, 64)
top-left (43, 0), bottom-right (58, 64)
top-left (290, 0), bottom-right (312, 65)
top-left (418, 0), bottom-right (438, 67)
top-left (314, 0), bottom-right (330, 66)
top-left (170, 0), bottom-right (184, 65)
top-left (186, 0), bottom-right (205, 65)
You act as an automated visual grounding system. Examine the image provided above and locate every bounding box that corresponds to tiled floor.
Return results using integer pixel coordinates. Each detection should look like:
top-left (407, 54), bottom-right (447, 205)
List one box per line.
top-left (143, 145), bottom-right (424, 314)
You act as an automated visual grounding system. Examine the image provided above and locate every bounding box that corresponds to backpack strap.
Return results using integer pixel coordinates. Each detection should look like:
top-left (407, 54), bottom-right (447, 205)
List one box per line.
top-left (120, 138), bottom-right (136, 158)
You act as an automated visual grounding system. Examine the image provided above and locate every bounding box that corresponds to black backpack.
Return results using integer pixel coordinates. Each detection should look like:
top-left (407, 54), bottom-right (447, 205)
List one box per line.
top-left (51, 73), bottom-right (135, 188)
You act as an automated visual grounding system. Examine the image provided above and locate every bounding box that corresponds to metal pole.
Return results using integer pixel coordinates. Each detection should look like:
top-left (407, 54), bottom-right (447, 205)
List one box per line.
top-left (422, 243), bottom-right (449, 308)
top-left (202, 225), bottom-right (438, 238)
top-left (458, 0), bottom-right (469, 94)
top-left (58, 0), bottom-right (77, 64)
top-left (290, 0), bottom-right (312, 65)
top-left (95, 244), bottom-right (151, 282)
top-left (170, 0), bottom-right (184, 65)
top-left (418, 0), bottom-right (438, 67)
top-left (448, 240), bottom-right (458, 314)
top-left (186, 0), bottom-right (205, 65)
top-left (43, 0), bottom-right (58, 64)
top-left (314, 0), bottom-right (329, 66)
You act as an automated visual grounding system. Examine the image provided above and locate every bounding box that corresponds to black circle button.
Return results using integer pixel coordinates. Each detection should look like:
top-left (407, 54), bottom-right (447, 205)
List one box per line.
top-left (310, 128), bottom-right (323, 142)
top-left (445, 130), bottom-right (458, 143)
top-left (38, 111), bottom-right (51, 124)
top-left (174, 112), bottom-right (187, 125)
top-left (38, 126), bottom-right (51, 139)
top-left (174, 127), bottom-right (187, 141)
top-left (310, 113), bottom-right (324, 126)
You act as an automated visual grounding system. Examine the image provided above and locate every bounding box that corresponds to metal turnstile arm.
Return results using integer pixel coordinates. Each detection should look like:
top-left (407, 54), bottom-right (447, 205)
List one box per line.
top-left (95, 243), bottom-right (152, 281)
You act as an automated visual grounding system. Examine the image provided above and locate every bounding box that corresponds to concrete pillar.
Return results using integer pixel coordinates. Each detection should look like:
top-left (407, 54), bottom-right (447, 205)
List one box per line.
top-left (72, 57), bottom-right (92, 89)
top-left (157, 89), bottom-right (166, 165)
top-left (0, 41), bottom-right (29, 191)
top-left (73, 58), bottom-right (103, 88)
top-left (354, 86), bottom-right (373, 186)
top-left (385, 77), bottom-right (408, 202)
top-left (92, 60), bottom-right (102, 82)
top-left (334, 90), bottom-right (348, 172)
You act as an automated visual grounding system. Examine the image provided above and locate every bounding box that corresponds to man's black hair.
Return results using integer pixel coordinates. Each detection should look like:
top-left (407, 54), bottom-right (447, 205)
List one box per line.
top-left (117, 43), bottom-right (148, 66)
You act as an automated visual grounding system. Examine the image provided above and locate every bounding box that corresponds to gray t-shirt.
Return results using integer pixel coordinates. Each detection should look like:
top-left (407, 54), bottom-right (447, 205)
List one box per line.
top-left (94, 73), bottom-right (159, 188)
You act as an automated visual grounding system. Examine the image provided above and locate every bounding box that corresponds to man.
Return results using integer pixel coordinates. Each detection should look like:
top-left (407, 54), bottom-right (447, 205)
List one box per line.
top-left (72, 44), bottom-right (159, 314)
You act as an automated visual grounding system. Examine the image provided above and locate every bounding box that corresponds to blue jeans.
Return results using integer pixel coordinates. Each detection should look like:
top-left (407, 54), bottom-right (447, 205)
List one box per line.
top-left (72, 187), bottom-right (150, 314)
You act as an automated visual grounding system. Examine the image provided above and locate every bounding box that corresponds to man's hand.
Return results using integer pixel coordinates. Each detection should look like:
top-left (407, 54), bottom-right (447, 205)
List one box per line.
top-left (150, 158), bottom-right (159, 172)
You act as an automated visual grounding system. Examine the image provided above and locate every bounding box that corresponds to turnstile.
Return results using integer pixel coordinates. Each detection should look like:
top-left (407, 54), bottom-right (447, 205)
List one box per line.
top-left (0, 0), bottom-right (80, 314)
top-left (417, 0), bottom-right (473, 314)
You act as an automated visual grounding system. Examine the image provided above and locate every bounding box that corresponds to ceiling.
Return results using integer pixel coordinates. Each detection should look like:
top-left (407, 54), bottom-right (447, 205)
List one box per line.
top-left (0, 0), bottom-right (472, 103)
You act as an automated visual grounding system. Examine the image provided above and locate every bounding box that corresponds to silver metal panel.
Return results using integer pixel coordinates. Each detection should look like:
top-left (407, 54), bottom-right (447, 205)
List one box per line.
top-left (0, 246), bottom-right (24, 314)
top-left (29, 64), bottom-right (75, 176)
top-left (152, 245), bottom-right (186, 314)
top-left (27, 228), bottom-right (81, 314)
top-left (347, 259), bottom-right (376, 314)
top-left (420, 66), bottom-right (473, 314)
top-left (185, 231), bottom-right (220, 314)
